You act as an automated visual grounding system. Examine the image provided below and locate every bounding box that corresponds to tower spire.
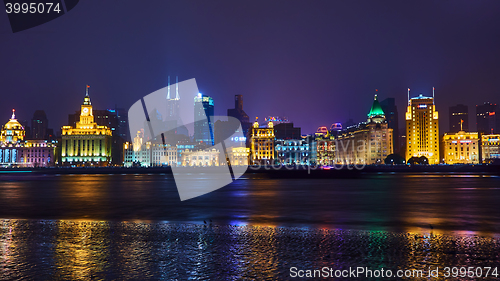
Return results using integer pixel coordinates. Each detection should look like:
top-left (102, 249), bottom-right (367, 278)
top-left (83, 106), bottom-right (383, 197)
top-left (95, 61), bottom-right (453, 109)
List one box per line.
top-left (407, 88), bottom-right (410, 106)
top-left (167, 76), bottom-right (171, 99)
top-left (175, 76), bottom-right (179, 100)
top-left (432, 87), bottom-right (435, 104)
top-left (11, 109), bottom-right (15, 120)
top-left (86, 85), bottom-right (90, 97)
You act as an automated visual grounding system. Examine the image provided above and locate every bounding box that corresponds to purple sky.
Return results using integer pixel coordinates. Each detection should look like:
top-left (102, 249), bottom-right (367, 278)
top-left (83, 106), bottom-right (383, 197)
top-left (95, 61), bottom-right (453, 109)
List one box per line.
top-left (1, 0), bottom-right (500, 134)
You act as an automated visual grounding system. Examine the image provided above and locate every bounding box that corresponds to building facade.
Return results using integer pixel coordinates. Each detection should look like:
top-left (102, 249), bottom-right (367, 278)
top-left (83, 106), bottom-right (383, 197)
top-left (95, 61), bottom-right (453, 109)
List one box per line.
top-left (405, 90), bottom-right (440, 164)
top-left (443, 131), bottom-right (479, 164)
top-left (482, 134), bottom-right (500, 163)
top-left (336, 95), bottom-right (393, 165)
top-left (249, 119), bottom-right (275, 165)
top-left (123, 140), bottom-right (177, 167)
top-left (61, 87), bottom-right (112, 166)
top-left (275, 138), bottom-right (310, 165)
top-left (0, 110), bottom-right (57, 167)
top-left (181, 148), bottom-right (220, 166)
top-left (226, 146), bottom-right (250, 166)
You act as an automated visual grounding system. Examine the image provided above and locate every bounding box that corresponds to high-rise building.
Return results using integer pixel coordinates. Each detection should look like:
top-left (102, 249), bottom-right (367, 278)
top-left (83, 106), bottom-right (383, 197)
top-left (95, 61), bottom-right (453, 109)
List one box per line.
top-left (31, 110), bottom-right (49, 140)
top-left (61, 86), bottom-right (112, 166)
top-left (194, 93), bottom-right (214, 145)
top-left (449, 104), bottom-right (469, 133)
top-left (380, 97), bottom-right (399, 153)
top-left (405, 89), bottom-right (440, 164)
top-left (476, 102), bottom-right (498, 134)
top-left (227, 95), bottom-right (251, 137)
top-left (336, 95), bottom-right (393, 165)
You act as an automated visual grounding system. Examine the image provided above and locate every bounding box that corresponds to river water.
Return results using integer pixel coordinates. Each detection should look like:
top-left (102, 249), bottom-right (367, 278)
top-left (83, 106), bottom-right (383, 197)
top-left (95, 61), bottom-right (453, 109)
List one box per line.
top-left (1, 173), bottom-right (500, 279)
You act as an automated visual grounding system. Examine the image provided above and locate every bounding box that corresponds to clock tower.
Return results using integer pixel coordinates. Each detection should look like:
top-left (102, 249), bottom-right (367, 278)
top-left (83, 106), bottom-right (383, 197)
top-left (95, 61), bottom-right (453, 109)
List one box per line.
top-left (80, 85), bottom-right (94, 125)
top-left (61, 85), bottom-right (112, 166)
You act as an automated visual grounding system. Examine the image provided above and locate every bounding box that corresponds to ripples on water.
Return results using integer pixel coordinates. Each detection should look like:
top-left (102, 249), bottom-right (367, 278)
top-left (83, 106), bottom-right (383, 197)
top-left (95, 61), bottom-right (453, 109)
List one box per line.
top-left (1, 173), bottom-right (500, 279)
top-left (1, 220), bottom-right (499, 280)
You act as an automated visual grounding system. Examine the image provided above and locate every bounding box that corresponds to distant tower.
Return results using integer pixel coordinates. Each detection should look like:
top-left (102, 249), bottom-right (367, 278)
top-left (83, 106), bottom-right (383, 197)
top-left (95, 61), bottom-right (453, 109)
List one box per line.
top-left (449, 104), bottom-right (469, 133)
top-left (227, 95), bottom-right (250, 136)
top-left (405, 89), bottom-right (440, 164)
top-left (380, 97), bottom-right (399, 153)
top-left (476, 102), bottom-right (498, 134)
top-left (31, 110), bottom-right (49, 139)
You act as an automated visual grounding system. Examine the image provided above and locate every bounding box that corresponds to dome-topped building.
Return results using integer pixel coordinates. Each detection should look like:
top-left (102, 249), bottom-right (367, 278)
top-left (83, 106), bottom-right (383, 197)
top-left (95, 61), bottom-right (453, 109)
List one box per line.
top-left (367, 94), bottom-right (386, 124)
top-left (1, 109), bottom-right (25, 144)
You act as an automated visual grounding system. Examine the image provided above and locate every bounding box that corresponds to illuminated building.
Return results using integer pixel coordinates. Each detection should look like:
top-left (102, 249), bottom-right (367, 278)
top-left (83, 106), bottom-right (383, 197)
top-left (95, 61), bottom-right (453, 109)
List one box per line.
top-left (443, 131), bottom-right (479, 164)
top-left (227, 146), bottom-right (250, 166)
top-left (275, 138), bottom-right (310, 165)
top-left (61, 86), bottom-right (112, 166)
top-left (249, 119), bottom-right (275, 165)
top-left (194, 93), bottom-right (215, 145)
top-left (482, 134), bottom-right (500, 163)
top-left (181, 148), bottom-right (220, 166)
top-left (476, 102), bottom-right (499, 134)
top-left (0, 109), bottom-right (25, 143)
top-left (405, 88), bottom-right (440, 164)
top-left (449, 104), bottom-right (469, 133)
top-left (310, 135), bottom-right (335, 165)
top-left (123, 139), bottom-right (177, 167)
top-left (336, 95), bottom-right (393, 165)
top-left (329, 123), bottom-right (343, 137)
top-left (69, 108), bottom-right (125, 165)
top-left (0, 110), bottom-right (57, 167)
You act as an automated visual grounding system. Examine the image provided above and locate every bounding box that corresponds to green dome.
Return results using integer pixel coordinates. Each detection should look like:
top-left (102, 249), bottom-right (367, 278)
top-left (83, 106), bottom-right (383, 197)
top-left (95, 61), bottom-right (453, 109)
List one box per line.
top-left (367, 95), bottom-right (385, 117)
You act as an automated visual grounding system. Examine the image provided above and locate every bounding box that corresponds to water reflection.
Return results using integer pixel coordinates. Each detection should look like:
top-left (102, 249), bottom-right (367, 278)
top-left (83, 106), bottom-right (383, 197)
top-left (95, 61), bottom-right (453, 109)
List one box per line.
top-left (1, 220), bottom-right (499, 280)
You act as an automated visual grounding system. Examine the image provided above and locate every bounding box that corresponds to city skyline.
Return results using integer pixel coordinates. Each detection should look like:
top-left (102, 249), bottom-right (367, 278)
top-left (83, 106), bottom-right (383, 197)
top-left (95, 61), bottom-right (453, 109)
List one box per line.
top-left (2, 1), bottom-right (500, 134)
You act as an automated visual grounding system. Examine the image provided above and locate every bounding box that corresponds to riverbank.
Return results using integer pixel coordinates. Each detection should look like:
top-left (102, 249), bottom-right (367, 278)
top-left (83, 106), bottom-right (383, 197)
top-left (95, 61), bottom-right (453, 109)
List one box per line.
top-left (0, 164), bottom-right (499, 177)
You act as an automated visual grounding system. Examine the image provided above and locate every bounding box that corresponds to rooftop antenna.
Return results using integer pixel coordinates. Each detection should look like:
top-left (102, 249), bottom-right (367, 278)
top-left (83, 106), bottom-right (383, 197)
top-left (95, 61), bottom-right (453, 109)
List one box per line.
top-left (167, 76), bottom-right (171, 99)
top-left (432, 87), bottom-right (435, 104)
top-left (407, 88), bottom-right (410, 106)
top-left (11, 109), bottom-right (15, 119)
top-left (175, 76), bottom-right (179, 100)
top-left (86, 85), bottom-right (90, 96)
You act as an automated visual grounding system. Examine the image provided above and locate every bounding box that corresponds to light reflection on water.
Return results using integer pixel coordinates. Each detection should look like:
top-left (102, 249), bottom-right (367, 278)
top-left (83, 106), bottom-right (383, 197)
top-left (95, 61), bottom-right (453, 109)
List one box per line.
top-left (0, 174), bottom-right (500, 278)
top-left (0, 174), bottom-right (500, 234)
top-left (0, 220), bottom-right (499, 280)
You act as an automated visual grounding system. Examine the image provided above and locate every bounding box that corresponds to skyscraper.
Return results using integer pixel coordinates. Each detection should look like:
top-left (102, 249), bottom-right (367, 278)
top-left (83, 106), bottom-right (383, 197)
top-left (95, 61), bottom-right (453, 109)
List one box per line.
top-left (194, 93), bottom-right (214, 145)
top-left (379, 97), bottom-right (399, 153)
top-left (476, 102), bottom-right (498, 133)
top-left (31, 110), bottom-right (48, 140)
top-left (227, 95), bottom-right (250, 136)
top-left (449, 104), bottom-right (469, 133)
top-left (405, 88), bottom-right (440, 164)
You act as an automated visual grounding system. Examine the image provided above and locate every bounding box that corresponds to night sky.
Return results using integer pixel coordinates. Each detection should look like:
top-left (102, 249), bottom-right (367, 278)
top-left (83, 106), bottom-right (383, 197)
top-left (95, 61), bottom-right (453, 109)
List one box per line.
top-left (1, 0), bottom-right (500, 134)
